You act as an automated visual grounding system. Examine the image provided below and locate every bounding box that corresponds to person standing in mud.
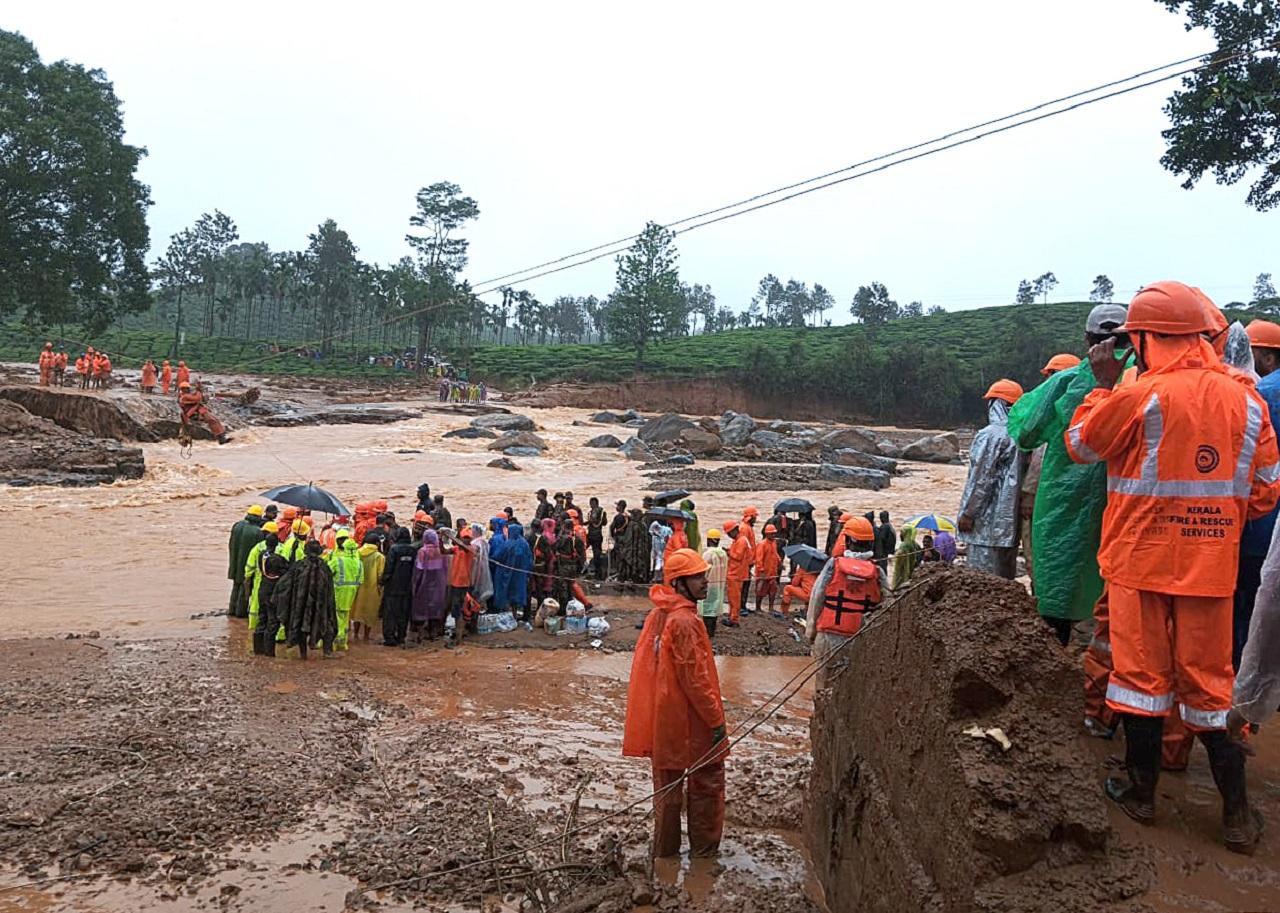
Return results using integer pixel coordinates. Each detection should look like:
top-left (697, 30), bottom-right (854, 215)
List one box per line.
top-left (586, 497), bottom-right (607, 579)
top-left (140, 358), bottom-right (157, 394)
top-left (553, 516), bottom-right (587, 608)
top-left (623, 548), bottom-right (728, 858)
top-left (608, 500), bottom-right (628, 575)
top-left (615, 508), bottom-right (651, 589)
top-left (380, 527), bottom-right (417, 647)
top-left (350, 533), bottom-right (384, 644)
top-left (806, 520), bottom-right (886, 671)
top-left (430, 494), bottom-right (452, 531)
top-left (824, 506), bottom-right (843, 556)
top-left (503, 523), bottom-right (533, 619)
top-left (957, 380), bottom-right (1024, 578)
top-left (723, 520), bottom-right (753, 627)
top-left (274, 540), bottom-right (339, 659)
top-left (53, 348), bottom-right (67, 386)
top-left (699, 529), bottom-right (729, 636)
top-left (533, 489), bottom-right (553, 524)
top-left (160, 359), bottom-right (172, 395)
top-left (411, 529), bottom-right (448, 641)
top-left (443, 527), bottom-right (478, 647)
top-left (228, 505), bottom-right (266, 618)
top-left (531, 518), bottom-right (558, 609)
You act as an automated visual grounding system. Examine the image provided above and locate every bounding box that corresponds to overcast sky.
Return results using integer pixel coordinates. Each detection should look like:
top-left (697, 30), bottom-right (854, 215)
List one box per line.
top-left (12, 1), bottom-right (1279, 318)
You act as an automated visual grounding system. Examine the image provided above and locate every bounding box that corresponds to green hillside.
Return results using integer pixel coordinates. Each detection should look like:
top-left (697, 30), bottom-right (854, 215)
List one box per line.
top-left (3, 301), bottom-right (1260, 425)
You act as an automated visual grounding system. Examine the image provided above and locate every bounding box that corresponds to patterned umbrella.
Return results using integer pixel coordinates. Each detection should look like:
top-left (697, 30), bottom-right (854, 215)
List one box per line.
top-left (902, 513), bottom-right (957, 534)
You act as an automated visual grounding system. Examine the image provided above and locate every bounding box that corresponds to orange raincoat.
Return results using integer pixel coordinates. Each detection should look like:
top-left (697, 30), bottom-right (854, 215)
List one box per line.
top-left (161, 361), bottom-right (172, 394)
top-left (1067, 334), bottom-right (1280, 729)
top-left (141, 360), bottom-right (157, 389)
top-left (661, 520), bottom-right (689, 584)
top-left (782, 565), bottom-right (818, 612)
top-left (726, 533), bottom-right (753, 622)
top-left (623, 584), bottom-right (727, 769)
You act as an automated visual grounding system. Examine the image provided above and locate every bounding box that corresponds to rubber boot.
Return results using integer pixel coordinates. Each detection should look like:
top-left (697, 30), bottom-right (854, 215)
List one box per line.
top-left (1201, 730), bottom-right (1265, 855)
top-left (251, 629), bottom-right (266, 656)
top-left (1105, 714), bottom-right (1162, 824)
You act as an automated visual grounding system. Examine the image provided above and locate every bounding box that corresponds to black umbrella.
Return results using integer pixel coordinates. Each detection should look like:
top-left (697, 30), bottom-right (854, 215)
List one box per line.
top-left (645, 506), bottom-right (693, 521)
top-left (652, 489), bottom-right (690, 507)
top-left (775, 497), bottom-right (815, 515)
top-left (784, 544), bottom-right (829, 573)
top-left (261, 483), bottom-right (350, 516)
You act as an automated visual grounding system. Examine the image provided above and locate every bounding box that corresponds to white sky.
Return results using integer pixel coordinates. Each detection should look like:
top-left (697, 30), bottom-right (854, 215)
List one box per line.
top-left (11, 1), bottom-right (1279, 318)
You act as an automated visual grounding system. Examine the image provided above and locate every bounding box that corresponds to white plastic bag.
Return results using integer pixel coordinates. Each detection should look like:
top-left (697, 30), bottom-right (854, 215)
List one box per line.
top-left (587, 616), bottom-right (611, 636)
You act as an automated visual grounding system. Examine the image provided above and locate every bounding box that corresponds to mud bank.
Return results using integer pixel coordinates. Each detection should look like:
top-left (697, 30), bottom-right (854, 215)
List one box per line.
top-left (807, 566), bottom-right (1156, 913)
top-left (0, 399), bottom-right (144, 486)
top-left (507, 378), bottom-right (876, 424)
top-left (0, 385), bottom-right (226, 442)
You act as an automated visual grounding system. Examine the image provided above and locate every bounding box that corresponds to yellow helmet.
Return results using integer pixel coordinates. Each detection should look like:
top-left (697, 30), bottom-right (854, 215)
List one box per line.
top-left (246, 505), bottom-right (264, 517)
top-left (262, 521), bottom-right (279, 534)
top-left (292, 519), bottom-right (311, 536)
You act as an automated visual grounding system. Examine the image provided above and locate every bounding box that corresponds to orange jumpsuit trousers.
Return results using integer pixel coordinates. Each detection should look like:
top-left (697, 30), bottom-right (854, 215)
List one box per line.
top-left (652, 762), bottom-right (726, 858)
top-left (1105, 584), bottom-right (1234, 733)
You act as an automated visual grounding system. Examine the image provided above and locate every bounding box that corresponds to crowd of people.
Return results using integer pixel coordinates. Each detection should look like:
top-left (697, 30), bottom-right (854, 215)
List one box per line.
top-left (216, 280), bottom-right (1280, 861)
top-left (34, 344), bottom-right (230, 445)
top-left (951, 284), bottom-right (1280, 857)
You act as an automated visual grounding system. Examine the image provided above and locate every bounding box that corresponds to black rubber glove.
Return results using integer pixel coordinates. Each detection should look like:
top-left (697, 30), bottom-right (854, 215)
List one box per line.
top-left (711, 724), bottom-right (726, 745)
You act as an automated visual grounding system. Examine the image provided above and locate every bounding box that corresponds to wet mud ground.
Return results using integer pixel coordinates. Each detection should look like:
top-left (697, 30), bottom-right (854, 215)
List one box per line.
top-left (4, 377), bottom-right (1280, 911)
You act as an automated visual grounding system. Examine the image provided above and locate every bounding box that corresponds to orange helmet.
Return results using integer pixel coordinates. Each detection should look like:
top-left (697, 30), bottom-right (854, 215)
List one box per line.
top-left (763, 523), bottom-right (778, 534)
top-left (742, 506), bottom-right (759, 520)
top-left (843, 517), bottom-right (874, 541)
top-left (1247, 319), bottom-right (1280, 350)
top-left (838, 512), bottom-right (853, 523)
top-left (178, 360), bottom-right (186, 366)
top-left (413, 509), bottom-right (429, 523)
top-left (44, 341), bottom-right (52, 348)
top-left (664, 548), bottom-right (709, 581)
top-left (722, 520), bottom-right (739, 533)
top-left (1120, 281), bottom-right (1217, 336)
top-left (1040, 353), bottom-right (1081, 376)
top-left (984, 379), bottom-right (1024, 405)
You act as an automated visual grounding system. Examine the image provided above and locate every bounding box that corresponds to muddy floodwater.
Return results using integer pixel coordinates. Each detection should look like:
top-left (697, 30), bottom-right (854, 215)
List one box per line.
top-left (4, 387), bottom-right (1276, 912)
top-left (2, 395), bottom-right (943, 912)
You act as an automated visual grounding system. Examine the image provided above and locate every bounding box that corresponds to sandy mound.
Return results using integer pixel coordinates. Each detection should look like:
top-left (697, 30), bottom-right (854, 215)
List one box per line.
top-left (0, 399), bottom-right (144, 486)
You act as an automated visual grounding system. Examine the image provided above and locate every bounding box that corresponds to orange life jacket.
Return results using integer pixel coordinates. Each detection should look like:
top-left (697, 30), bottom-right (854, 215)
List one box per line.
top-left (816, 557), bottom-right (881, 637)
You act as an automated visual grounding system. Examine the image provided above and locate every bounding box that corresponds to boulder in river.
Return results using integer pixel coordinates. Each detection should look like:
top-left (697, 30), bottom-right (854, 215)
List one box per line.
top-left (620, 436), bottom-right (656, 461)
top-left (0, 399), bottom-right (145, 486)
top-left (585, 434), bottom-right (623, 449)
top-left (678, 427), bottom-right (723, 456)
top-left (718, 411), bottom-right (757, 447)
top-left (471, 413), bottom-right (537, 432)
top-left (443, 427), bottom-right (498, 440)
top-left (591, 411), bottom-right (624, 423)
top-left (638, 412), bottom-right (696, 444)
top-left (487, 457), bottom-right (521, 471)
top-left (487, 430), bottom-right (547, 452)
top-left (817, 463), bottom-right (891, 491)
top-left (902, 431), bottom-right (960, 463)
top-left (832, 448), bottom-right (899, 474)
top-left (819, 427), bottom-right (884, 453)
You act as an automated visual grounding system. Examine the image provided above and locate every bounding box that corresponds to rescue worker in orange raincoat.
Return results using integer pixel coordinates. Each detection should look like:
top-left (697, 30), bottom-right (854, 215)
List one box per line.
top-left (753, 523), bottom-right (783, 616)
top-left (176, 360), bottom-right (190, 389)
top-left (722, 520), bottom-right (753, 627)
top-left (1065, 281), bottom-right (1280, 855)
top-left (740, 506), bottom-right (759, 550)
top-left (805, 516), bottom-right (887, 673)
top-left (75, 353), bottom-right (89, 388)
top-left (781, 564), bottom-right (818, 615)
top-left (38, 342), bottom-right (54, 386)
top-left (623, 548), bottom-right (728, 858)
top-left (161, 359), bottom-right (173, 394)
top-left (140, 359), bottom-right (157, 393)
top-left (178, 381), bottom-right (230, 444)
top-left (53, 349), bottom-right (67, 386)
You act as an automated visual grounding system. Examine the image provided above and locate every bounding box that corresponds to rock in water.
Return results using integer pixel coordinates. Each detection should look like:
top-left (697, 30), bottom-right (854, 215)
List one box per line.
top-left (590, 411), bottom-right (622, 423)
top-left (807, 566), bottom-right (1154, 913)
top-left (584, 434), bottom-right (623, 449)
top-left (637, 412), bottom-right (696, 444)
top-left (679, 427), bottom-right (722, 456)
top-left (471, 413), bottom-right (536, 432)
top-left (620, 437), bottom-right (656, 461)
top-left (443, 427), bottom-right (498, 440)
top-left (0, 399), bottom-right (145, 486)
top-left (487, 457), bottom-right (521, 471)
top-left (502, 446), bottom-right (542, 457)
top-left (486, 430), bottom-right (547, 452)
top-left (831, 448), bottom-right (899, 474)
top-left (819, 427), bottom-right (884, 453)
top-left (718, 411), bottom-right (756, 446)
top-left (902, 431), bottom-right (960, 463)
top-left (817, 463), bottom-right (891, 490)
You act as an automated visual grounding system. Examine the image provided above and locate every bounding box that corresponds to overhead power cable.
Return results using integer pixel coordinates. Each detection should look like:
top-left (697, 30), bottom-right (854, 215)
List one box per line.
top-left (221, 41), bottom-right (1270, 373)
top-left (468, 44), bottom-right (1252, 291)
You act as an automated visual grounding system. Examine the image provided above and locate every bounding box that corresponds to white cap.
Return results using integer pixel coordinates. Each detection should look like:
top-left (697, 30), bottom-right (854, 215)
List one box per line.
top-left (1087, 304), bottom-right (1128, 334)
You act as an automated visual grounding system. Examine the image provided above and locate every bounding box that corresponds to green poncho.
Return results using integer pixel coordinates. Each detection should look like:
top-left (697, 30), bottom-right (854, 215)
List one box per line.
top-left (1006, 361), bottom-right (1107, 622)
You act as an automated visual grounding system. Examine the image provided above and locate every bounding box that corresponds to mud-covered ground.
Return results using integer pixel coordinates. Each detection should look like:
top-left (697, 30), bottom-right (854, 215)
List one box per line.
top-left (0, 635), bottom-right (817, 913)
